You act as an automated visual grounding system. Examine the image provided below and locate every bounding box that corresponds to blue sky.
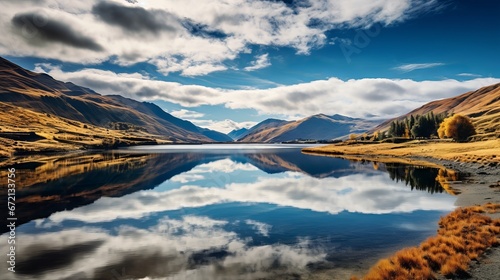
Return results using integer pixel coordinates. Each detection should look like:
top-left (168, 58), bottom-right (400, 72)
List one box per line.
top-left (1, 0), bottom-right (499, 133)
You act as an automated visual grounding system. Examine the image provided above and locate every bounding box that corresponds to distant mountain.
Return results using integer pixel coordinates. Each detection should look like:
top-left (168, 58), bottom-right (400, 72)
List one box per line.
top-left (371, 83), bottom-right (500, 134)
top-left (132, 100), bottom-right (232, 142)
top-left (226, 120), bottom-right (288, 140)
top-left (250, 118), bottom-right (290, 131)
top-left (239, 114), bottom-right (381, 142)
top-left (228, 127), bottom-right (249, 140)
top-left (237, 118), bottom-right (290, 142)
top-left (198, 127), bottom-right (233, 142)
top-left (0, 57), bottom-right (230, 147)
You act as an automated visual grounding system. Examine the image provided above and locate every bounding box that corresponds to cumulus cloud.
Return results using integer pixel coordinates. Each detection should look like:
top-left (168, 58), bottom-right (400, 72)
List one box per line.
top-left (0, 0), bottom-right (442, 75)
top-left (169, 109), bottom-right (257, 133)
top-left (394, 63), bottom-right (445, 72)
top-left (91, 1), bottom-right (180, 35)
top-left (191, 119), bottom-right (258, 134)
top-left (11, 12), bottom-right (103, 51)
top-left (244, 53), bottom-right (271, 71)
top-left (170, 109), bottom-right (205, 119)
top-left (245, 220), bottom-right (272, 237)
top-left (40, 65), bottom-right (500, 120)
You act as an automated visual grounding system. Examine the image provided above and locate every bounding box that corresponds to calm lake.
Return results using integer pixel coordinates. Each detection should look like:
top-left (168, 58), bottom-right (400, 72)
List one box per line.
top-left (1, 144), bottom-right (457, 280)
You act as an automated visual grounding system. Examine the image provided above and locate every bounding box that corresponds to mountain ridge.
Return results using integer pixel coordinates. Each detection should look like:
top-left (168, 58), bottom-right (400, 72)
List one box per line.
top-left (228, 127), bottom-right (249, 140)
top-left (239, 114), bottom-right (381, 142)
top-left (0, 57), bottom-right (231, 145)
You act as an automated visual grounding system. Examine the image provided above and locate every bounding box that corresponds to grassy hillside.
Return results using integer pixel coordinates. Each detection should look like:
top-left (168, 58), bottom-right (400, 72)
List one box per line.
top-left (0, 57), bottom-right (234, 156)
top-left (0, 57), bottom-right (215, 141)
top-left (0, 102), bottom-right (169, 157)
top-left (371, 83), bottom-right (500, 138)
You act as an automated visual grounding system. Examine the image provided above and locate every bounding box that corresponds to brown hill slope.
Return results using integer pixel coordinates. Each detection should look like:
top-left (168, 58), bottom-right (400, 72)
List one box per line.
top-left (0, 57), bottom-right (233, 156)
top-left (0, 57), bottom-right (215, 141)
top-left (0, 101), bottom-right (164, 157)
top-left (371, 83), bottom-right (500, 135)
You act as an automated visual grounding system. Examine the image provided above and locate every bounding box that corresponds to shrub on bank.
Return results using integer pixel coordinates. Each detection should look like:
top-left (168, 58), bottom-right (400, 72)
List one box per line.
top-left (438, 115), bottom-right (476, 142)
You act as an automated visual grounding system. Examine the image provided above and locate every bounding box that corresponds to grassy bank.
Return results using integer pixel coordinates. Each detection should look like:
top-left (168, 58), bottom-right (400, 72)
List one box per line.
top-left (302, 139), bottom-right (500, 165)
top-left (351, 203), bottom-right (500, 280)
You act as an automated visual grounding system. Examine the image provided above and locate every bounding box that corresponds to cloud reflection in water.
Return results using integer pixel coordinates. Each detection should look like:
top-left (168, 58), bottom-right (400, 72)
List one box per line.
top-left (41, 158), bottom-right (455, 225)
top-left (3, 216), bottom-right (324, 280)
top-left (2, 151), bottom-right (457, 280)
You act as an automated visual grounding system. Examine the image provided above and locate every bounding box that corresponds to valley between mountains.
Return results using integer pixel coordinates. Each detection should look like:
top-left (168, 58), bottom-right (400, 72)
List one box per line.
top-left (0, 56), bottom-right (499, 158)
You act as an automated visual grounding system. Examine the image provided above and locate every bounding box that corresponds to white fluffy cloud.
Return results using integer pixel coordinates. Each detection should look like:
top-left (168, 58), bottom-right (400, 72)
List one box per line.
top-left (170, 109), bottom-right (205, 119)
top-left (244, 53), bottom-right (271, 71)
top-left (1, 0), bottom-right (441, 76)
top-left (169, 109), bottom-right (257, 133)
top-left (245, 219), bottom-right (272, 237)
top-left (38, 65), bottom-right (500, 119)
top-left (191, 119), bottom-right (259, 133)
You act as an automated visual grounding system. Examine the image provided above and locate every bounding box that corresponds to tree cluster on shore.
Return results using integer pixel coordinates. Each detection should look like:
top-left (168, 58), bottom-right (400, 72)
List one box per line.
top-left (350, 113), bottom-right (476, 142)
top-left (388, 112), bottom-right (448, 139)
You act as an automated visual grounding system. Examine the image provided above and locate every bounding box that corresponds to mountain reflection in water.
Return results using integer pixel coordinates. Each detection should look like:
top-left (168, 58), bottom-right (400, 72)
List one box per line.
top-left (0, 146), bottom-right (457, 280)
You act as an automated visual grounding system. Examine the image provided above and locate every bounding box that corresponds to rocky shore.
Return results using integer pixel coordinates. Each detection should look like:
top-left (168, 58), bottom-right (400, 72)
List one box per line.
top-left (434, 158), bottom-right (500, 280)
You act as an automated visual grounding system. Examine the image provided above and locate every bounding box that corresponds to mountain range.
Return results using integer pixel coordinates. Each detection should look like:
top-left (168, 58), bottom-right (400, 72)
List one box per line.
top-left (238, 114), bottom-right (381, 142)
top-left (1, 55), bottom-right (498, 156)
top-left (0, 56), bottom-right (381, 154)
top-left (0, 57), bottom-right (231, 155)
top-left (229, 118), bottom-right (289, 141)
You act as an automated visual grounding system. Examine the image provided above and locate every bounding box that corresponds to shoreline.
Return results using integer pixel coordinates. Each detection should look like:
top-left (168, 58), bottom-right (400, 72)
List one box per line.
top-left (303, 141), bottom-right (500, 279)
top-left (302, 140), bottom-right (500, 207)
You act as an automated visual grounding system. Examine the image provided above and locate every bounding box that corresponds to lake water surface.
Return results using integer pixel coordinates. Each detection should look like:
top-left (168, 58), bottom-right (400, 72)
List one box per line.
top-left (1, 144), bottom-right (457, 280)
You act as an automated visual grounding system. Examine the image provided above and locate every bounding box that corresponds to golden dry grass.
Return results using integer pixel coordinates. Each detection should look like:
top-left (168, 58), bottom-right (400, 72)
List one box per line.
top-left (0, 102), bottom-right (170, 157)
top-left (303, 139), bottom-right (500, 164)
top-left (352, 204), bottom-right (500, 280)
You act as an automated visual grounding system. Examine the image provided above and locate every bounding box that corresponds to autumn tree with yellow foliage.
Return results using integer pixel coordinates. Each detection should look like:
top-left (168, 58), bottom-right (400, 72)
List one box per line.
top-left (438, 114), bottom-right (476, 142)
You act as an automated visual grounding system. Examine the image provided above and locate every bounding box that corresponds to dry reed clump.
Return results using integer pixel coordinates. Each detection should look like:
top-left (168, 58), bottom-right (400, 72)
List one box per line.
top-left (361, 248), bottom-right (434, 280)
top-left (483, 202), bottom-right (500, 213)
top-left (353, 204), bottom-right (500, 280)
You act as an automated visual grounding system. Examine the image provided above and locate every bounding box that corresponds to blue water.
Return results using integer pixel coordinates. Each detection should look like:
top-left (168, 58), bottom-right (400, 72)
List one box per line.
top-left (0, 145), bottom-right (456, 280)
